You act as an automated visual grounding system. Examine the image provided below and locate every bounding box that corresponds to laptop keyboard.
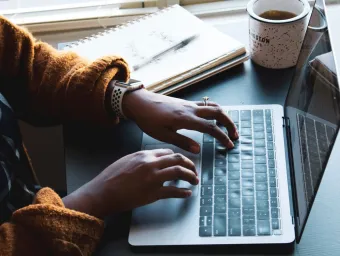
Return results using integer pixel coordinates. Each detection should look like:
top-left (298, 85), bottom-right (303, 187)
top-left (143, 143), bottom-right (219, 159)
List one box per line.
top-left (199, 109), bottom-right (281, 237)
top-left (297, 114), bottom-right (336, 205)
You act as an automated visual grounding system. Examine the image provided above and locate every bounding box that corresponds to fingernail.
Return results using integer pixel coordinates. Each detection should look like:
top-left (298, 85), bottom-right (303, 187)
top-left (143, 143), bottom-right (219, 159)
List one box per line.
top-left (190, 144), bottom-right (200, 154)
top-left (234, 131), bottom-right (239, 139)
top-left (186, 191), bottom-right (192, 197)
top-left (227, 141), bottom-right (234, 149)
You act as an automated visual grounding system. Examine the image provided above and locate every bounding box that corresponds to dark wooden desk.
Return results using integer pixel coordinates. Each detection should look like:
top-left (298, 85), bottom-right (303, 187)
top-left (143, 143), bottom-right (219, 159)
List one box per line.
top-left (65, 9), bottom-right (340, 255)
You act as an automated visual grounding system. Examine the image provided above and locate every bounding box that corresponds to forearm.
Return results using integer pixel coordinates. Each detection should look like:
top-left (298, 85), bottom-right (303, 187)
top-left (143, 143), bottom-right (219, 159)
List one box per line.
top-left (0, 16), bottom-right (130, 125)
top-left (0, 188), bottom-right (104, 256)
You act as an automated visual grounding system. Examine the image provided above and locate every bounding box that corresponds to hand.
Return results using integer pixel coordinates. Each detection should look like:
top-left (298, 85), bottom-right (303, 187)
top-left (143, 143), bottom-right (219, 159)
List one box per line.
top-left (122, 89), bottom-right (238, 154)
top-left (63, 149), bottom-right (198, 218)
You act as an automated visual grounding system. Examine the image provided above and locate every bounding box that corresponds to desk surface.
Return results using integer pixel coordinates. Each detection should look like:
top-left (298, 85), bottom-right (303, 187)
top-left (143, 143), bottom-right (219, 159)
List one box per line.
top-left (65, 6), bottom-right (340, 256)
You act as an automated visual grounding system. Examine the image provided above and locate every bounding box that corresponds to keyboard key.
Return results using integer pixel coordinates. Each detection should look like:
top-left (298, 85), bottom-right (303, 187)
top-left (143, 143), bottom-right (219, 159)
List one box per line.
top-left (199, 226), bottom-right (212, 237)
top-left (202, 142), bottom-right (214, 183)
top-left (200, 217), bottom-right (205, 226)
top-left (203, 134), bottom-right (214, 143)
top-left (267, 141), bottom-right (274, 150)
top-left (207, 216), bottom-right (212, 226)
top-left (214, 214), bottom-right (226, 236)
top-left (253, 115), bottom-right (264, 124)
top-left (255, 148), bottom-right (266, 156)
top-left (257, 220), bottom-right (271, 235)
top-left (240, 136), bottom-right (253, 144)
top-left (214, 205), bottom-right (227, 213)
top-left (241, 110), bottom-right (251, 121)
top-left (241, 121), bottom-right (251, 128)
top-left (241, 144), bottom-right (253, 151)
top-left (241, 160), bottom-right (253, 169)
top-left (241, 128), bottom-right (252, 136)
top-left (215, 195), bottom-right (226, 205)
top-left (256, 183), bottom-right (268, 191)
top-left (228, 163), bottom-right (240, 171)
top-left (215, 150), bottom-right (226, 159)
top-left (255, 164), bottom-right (267, 173)
top-left (229, 110), bottom-right (239, 123)
top-left (228, 208), bottom-right (241, 218)
top-left (243, 208), bottom-right (255, 216)
top-left (201, 197), bottom-right (213, 206)
top-left (200, 206), bottom-right (212, 216)
top-left (215, 167), bottom-right (226, 176)
top-left (266, 126), bottom-right (273, 133)
top-left (269, 177), bottom-right (277, 187)
top-left (243, 226), bottom-right (256, 236)
top-left (270, 198), bottom-right (278, 207)
top-left (255, 173), bottom-right (267, 182)
top-left (268, 159), bottom-right (275, 168)
top-left (202, 169), bottom-right (213, 185)
top-left (228, 147), bottom-right (240, 154)
top-left (265, 109), bottom-right (271, 117)
top-left (228, 218), bottom-right (241, 236)
top-left (253, 110), bottom-right (263, 116)
top-left (255, 156), bottom-right (266, 164)
top-left (229, 189), bottom-right (241, 199)
top-left (270, 187), bottom-right (278, 197)
top-left (267, 133), bottom-right (273, 141)
top-left (257, 200), bottom-right (269, 210)
top-left (243, 217), bottom-right (255, 225)
top-left (201, 186), bottom-right (213, 196)
top-left (254, 132), bottom-right (265, 139)
top-left (215, 158), bottom-right (226, 167)
top-left (255, 139), bottom-right (265, 147)
top-left (241, 151), bottom-right (253, 160)
top-left (215, 176), bottom-right (226, 185)
top-left (268, 150), bottom-right (274, 159)
top-left (254, 123), bottom-right (264, 132)
top-left (242, 187), bottom-right (254, 196)
top-left (272, 219), bottom-right (280, 230)
top-left (242, 170), bottom-right (253, 178)
top-left (242, 196), bottom-right (254, 207)
top-left (228, 180), bottom-right (240, 189)
top-left (257, 210), bottom-right (270, 220)
top-left (269, 168), bottom-right (276, 177)
top-left (242, 178), bottom-right (254, 187)
top-left (215, 143), bottom-right (227, 152)
top-left (228, 198), bottom-right (241, 208)
top-left (257, 191), bottom-right (269, 200)
top-left (271, 207), bottom-right (280, 218)
top-left (228, 171), bottom-right (240, 180)
top-left (228, 154), bottom-right (240, 163)
top-left (215, 186), bottom-right (226, 194)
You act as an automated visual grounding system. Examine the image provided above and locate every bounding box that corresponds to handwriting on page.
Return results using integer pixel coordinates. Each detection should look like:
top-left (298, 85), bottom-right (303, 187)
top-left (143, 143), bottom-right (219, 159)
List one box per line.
top-left (124, 30), bottom-right (188, 64)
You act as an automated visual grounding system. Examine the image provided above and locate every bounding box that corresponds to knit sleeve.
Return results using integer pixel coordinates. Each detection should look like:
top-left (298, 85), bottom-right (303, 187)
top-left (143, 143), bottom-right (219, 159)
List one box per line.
top-left (0, 15), bottom-right (130, 126)
top-left (0, 188), bottom-right (104, 256)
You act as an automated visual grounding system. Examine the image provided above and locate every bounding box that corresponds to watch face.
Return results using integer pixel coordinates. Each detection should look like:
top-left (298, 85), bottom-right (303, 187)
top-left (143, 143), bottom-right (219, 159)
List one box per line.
top-left (128, 79), bottom-right (143, 87)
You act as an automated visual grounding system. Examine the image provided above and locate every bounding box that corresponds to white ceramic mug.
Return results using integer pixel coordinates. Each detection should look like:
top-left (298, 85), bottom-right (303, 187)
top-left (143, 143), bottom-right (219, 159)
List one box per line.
top-left (247, 0), bottom-right (311, 69)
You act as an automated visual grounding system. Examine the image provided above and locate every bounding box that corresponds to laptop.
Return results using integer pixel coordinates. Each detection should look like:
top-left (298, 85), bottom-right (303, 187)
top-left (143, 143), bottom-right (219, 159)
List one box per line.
top-left (129, 0), bottom-right (340, 247)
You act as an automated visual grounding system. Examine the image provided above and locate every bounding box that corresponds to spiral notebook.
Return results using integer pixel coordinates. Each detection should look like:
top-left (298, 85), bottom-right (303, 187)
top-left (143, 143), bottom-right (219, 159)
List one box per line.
top-left (64, 5), bottom-right (247, 93)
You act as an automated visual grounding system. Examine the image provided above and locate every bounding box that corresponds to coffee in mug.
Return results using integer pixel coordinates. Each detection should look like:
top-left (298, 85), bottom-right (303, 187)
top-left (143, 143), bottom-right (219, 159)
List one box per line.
top-left (247, 0), bottom-right (311, 69)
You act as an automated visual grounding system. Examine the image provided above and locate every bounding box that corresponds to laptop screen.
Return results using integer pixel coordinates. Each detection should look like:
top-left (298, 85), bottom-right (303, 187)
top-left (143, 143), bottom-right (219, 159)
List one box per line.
top-left (284, 0), bottom-right (340, 242)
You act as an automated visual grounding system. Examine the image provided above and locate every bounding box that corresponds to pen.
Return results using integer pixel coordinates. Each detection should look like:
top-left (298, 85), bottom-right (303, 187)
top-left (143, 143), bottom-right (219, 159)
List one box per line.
top-left (132, 34), bottom-right (199, 72)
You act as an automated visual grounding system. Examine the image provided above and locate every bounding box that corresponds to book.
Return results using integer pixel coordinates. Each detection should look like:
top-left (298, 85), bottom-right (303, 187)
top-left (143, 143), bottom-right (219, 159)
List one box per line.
top-left (63, 4), bottom-right (247, 93)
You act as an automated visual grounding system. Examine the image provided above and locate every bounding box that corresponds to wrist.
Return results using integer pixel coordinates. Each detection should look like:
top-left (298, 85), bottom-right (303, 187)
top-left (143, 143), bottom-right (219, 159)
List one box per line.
top-left (122, 88), bottom-right (148, 121)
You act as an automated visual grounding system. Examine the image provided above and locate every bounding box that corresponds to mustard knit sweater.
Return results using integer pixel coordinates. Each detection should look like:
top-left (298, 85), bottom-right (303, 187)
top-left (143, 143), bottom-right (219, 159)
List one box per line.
top-left (0, 15), bottom-right (130, 255)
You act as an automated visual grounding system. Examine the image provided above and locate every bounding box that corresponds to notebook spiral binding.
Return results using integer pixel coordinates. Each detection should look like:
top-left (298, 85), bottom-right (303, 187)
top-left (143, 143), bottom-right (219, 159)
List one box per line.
top-left (64, 5), bottom-right (176, 50)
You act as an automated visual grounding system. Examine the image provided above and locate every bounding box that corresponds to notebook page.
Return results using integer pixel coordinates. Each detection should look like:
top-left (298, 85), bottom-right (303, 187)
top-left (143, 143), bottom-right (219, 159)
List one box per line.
top-left (65, 5), bottom-right (244, 88)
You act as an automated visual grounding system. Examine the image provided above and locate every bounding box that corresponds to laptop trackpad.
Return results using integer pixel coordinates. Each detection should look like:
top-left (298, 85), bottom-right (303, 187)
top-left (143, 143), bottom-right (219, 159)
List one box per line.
top-left (144, 143), bottom-right (200, 196)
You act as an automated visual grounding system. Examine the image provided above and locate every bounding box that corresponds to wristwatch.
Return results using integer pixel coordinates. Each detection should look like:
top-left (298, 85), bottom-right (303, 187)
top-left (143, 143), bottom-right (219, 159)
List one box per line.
top-left (109, 79), bottom-right (144, 119)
